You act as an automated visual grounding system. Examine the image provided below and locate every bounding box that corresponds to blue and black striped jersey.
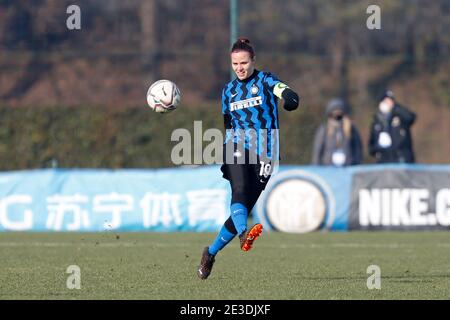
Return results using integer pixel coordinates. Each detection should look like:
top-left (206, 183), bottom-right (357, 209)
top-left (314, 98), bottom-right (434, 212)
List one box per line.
top-left (222, 69), bottom-right (282, 160)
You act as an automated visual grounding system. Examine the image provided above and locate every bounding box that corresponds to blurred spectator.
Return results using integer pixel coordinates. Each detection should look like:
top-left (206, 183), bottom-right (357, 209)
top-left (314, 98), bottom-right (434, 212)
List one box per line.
top-left (368, 90), bottom-right (416, 163)
top-left (312, 98), bottom-right (363, 166)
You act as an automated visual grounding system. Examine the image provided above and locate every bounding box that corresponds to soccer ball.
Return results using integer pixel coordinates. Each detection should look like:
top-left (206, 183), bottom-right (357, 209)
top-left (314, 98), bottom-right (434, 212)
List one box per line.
top-left (146, 79), bottom-right (181, 113)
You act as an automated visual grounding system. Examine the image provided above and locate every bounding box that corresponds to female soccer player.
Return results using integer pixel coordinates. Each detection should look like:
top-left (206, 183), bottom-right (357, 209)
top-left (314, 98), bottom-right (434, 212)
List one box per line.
top-left (197, 38), bottom-right (300, 279)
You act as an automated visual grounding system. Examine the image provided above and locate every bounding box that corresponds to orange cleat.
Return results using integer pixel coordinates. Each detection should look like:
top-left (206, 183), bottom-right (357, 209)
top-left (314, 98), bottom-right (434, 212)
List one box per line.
top-left (239, 223), bottom-right (263, 252)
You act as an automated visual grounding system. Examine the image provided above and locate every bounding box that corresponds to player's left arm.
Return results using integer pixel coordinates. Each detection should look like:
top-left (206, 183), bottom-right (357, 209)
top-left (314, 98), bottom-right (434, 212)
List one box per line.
top-left (266, 74), bottom-right (300, 111)
top-left (274, 82), bottom-right (300, 111)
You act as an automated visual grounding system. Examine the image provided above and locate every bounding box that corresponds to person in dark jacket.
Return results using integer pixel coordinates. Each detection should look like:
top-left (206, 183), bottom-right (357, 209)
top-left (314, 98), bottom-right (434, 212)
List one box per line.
top-left (312, 98), bottom-right (363, 166)
top-left (368, 90), bottom-right (416, 163)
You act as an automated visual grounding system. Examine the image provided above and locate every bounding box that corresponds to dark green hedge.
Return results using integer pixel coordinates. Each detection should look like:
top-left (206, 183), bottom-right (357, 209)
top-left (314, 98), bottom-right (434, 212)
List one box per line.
top-left (0, 104), bottom-right (319, 170)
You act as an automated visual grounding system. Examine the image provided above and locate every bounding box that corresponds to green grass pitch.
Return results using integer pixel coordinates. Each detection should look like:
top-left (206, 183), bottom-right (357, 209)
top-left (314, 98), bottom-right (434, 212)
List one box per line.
top-left (0, 231), bottom-right (448, 299)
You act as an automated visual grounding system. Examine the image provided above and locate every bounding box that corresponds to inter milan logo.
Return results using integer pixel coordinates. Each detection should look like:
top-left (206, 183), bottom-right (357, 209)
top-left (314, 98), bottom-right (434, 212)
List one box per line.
top-left (251, 85), bottom-right (259, 95)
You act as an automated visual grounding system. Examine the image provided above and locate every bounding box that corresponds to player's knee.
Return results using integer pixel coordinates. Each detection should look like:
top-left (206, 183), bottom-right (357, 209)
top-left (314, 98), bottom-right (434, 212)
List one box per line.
top-left (232, 182), bottom-right (247, 195)
top-left (231, 191), bottom-right (247, 205)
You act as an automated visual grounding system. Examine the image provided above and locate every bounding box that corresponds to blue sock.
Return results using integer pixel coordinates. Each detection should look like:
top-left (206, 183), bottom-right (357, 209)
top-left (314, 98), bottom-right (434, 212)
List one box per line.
top-left (208, 225), bottom-right (236, 256)
top-left (230, 202), bottom-right (248, 235)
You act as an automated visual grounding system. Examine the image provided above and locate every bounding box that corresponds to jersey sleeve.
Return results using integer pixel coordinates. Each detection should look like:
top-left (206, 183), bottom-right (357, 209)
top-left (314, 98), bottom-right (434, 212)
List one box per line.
top-left (265, 72), bottom-right (290, 99)
top-left (264, 72), bottom-right (281, 90)
top-left (221, 87), bottom-right (232, 129)
top-left (221, 87), bottom-right (229, 115)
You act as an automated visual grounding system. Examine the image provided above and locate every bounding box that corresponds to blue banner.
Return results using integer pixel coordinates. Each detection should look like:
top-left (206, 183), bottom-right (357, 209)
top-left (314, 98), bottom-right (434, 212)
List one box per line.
top-left (0, 165), bottom-right (449, 232)
top-left (255, 164), bottom-right (450, 232)
top-left (0, 168), bottom-right (230, 232)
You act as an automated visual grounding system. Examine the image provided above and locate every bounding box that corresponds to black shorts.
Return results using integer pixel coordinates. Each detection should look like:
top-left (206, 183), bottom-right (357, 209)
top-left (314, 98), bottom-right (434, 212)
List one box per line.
top-left (220, 146), bottom-right (273, 190)
top-left (220, 145), bottom-right (274, 211)
top-left (221, 162), bottom-right (271, 190)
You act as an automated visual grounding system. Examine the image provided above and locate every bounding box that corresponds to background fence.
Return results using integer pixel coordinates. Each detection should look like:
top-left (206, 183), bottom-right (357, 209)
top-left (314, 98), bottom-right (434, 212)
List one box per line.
top-left (0, 0), bottom-right (449, 169)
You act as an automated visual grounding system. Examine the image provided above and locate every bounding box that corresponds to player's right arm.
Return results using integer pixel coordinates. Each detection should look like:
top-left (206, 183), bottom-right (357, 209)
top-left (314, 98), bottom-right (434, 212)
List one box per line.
top-left (222, 87), bottom-right (232, 130)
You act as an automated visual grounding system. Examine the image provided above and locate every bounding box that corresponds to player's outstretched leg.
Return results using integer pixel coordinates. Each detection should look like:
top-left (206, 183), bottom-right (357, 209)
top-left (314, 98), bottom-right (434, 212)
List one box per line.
top-left (197, 247), bottom-right (215, 280)
top-left (197, 219), bottom-right (237, 280)
top-left (239, 223), bottom-right (263, 251)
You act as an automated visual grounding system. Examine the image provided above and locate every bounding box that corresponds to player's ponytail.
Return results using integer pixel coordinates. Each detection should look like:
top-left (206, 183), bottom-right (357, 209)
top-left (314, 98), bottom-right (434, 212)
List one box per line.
top-left (231, 37), bottom-right (255, 59)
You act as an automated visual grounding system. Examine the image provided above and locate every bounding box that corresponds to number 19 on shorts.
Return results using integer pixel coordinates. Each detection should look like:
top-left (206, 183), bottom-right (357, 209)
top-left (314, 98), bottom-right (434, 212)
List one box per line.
top-left (259, 161), bottom-right (272, 178)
